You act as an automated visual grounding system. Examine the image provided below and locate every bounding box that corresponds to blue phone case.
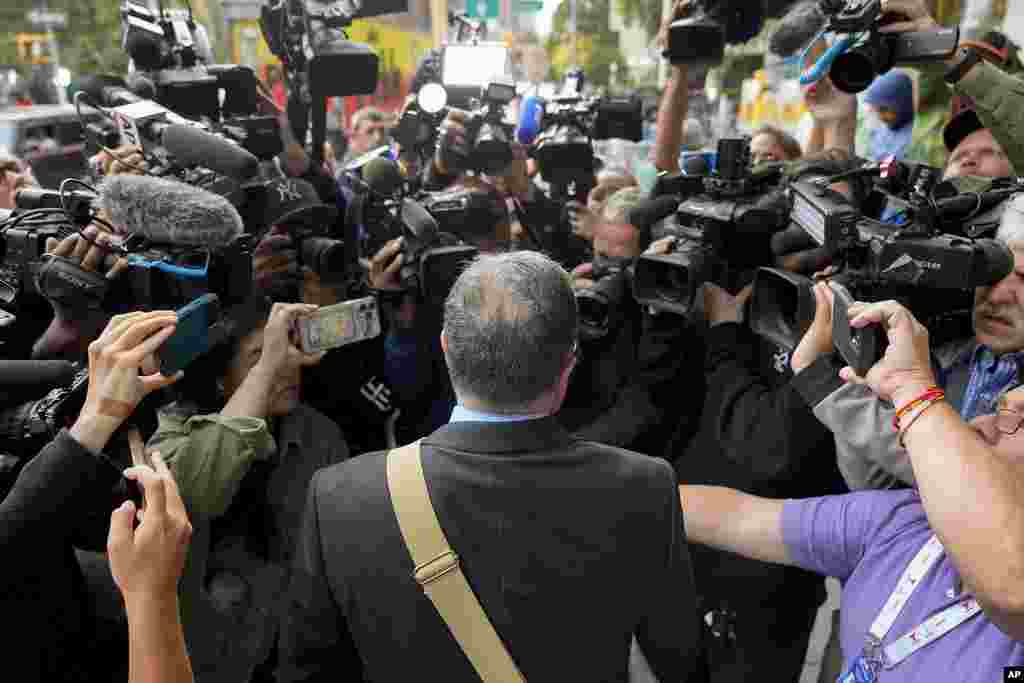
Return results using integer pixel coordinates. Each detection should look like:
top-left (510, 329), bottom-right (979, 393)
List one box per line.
top-left (159, 294), bottom-right (220, 377)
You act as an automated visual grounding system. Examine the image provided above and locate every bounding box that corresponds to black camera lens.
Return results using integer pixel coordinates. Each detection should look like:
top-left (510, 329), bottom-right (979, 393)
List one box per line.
top-left (301, 237), bottom-right (346, 281)
top-left (654, 262), bottom-right (693, 304)
top-left (473, 123), bottom-right (513, 175)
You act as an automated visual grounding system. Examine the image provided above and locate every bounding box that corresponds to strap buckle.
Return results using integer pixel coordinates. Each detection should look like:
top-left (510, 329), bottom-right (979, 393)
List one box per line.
top-left (414, 550), bottom-right (460, 587)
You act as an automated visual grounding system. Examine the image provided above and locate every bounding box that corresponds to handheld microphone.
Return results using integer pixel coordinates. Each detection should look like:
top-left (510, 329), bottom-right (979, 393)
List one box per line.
top-left (627, 196), bottom-right (681, 232)
top-left (162, 125), bottom-right (261, 181)
top-left (516, 95), bottom-right (545, 145)
top-left (99, 175), bottom-right (244, 247)
top-left (343, 145), bottom-right (393, 173)
top-left (362, 157), bottom-right (405, 198)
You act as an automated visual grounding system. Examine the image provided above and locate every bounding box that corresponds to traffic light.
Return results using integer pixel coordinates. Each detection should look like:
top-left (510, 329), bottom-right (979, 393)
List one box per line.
top-left (15, 33), bottom-right (51, 64)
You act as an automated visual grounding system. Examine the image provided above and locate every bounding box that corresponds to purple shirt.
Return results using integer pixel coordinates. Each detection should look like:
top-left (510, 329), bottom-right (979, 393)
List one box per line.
top-left (782, 490), bottom-right (1024, 680)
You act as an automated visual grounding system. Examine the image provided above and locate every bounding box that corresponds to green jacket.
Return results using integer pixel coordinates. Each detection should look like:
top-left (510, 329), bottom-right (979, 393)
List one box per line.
top-left (955, 59), bottom-right (1024, 175)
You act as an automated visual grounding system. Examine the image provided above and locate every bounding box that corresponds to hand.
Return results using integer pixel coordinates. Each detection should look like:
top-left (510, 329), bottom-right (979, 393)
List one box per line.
top-left (360, 238), bottom-right (405, 291)
top-left (656, 0), bottom-right (698, 51)
top-left (878, 0), bottom-right (940, 34)
top-left (572, 262), bottom-right (596, 291)
top-left (567, 201), bottom-right (597, 242)
top-left (644, 235), bottom-right (677, 257)
top-left (70, 312), bottom-right (183, 453)
top-left (837, 300), bottom-right (937, 408)
top-left (45, 225), bottom-right (130, 281)
top-left (254, 302), bottom-right (326, 378)
top-left (702, 283), bottom-right (752, 326)
top-left (301, 267), bottom-right (343, 307)
top-left (434, 109), bottom-right (471, 176)
top-left (791, 282), bottom-right (835, 375)
top-left (109, 452), bottom-right (192, 602)
top-left (801, 39), bottom-right (857, 123)
top-left (90, 144), bottom-right (148, 177)
top-left (253, 226), bottom-right (300, 297)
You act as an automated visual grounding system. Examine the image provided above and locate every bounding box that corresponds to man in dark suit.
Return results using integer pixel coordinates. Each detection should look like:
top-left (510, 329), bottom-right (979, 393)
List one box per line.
top-left (278, 251), bottom-right (701, 682)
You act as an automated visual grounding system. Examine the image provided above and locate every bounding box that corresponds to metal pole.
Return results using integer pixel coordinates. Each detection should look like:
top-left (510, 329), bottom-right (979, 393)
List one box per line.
top-left (431, 0), bottom-right (449, 49)
top-left (42, 1), bottom-right (66, 105)
top-left (570, 0), bottom-right (577, 66)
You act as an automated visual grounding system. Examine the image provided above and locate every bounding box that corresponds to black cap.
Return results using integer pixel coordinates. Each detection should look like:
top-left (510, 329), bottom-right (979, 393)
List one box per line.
top-left (943, 108), bottom-right (984, 153)
top-left (264, 178), bottom-right (337, 229)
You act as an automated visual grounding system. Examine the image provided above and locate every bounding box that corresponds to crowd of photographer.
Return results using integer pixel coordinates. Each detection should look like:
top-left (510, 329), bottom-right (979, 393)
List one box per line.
top-left (5, 0), bottom-right (1024, 681)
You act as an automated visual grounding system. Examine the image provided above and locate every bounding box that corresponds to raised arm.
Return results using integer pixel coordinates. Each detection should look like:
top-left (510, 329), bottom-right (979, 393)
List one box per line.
top-left (844, 300), bottom-right (1024, 639)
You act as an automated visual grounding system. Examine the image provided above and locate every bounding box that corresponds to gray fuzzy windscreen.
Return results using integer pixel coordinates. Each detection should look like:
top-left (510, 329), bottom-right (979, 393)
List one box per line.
top-left (99, 174), bottom-right (244, 247)
top-left (769, 0), bottom-right (828, 57)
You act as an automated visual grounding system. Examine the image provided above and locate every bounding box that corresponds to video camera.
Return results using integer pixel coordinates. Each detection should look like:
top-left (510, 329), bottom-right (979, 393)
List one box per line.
top-left (632, 137), bottom-right (791, 317)
top-left (577, 254), bottom-right (635, 341)
top-left (749, 170), bottom-right (1015, 372)
top-left (520, 69), bottom-right (643, 200)
top-left (808, 0), bottom-right (960, 93)
top-left (0, 360), bottom-right (89, 499)
top-left (261, 0), bottom-right (404, 165)
top-left (664, 0), bottom-right (809, 66)
top-left (0, 185), bottom-right (252, 315)
top-left (119, 2), bottom-right (281, 159)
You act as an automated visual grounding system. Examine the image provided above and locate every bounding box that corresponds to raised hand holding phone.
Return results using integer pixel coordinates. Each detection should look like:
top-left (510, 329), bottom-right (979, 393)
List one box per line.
top-left (70, 312), bottom-right (183, 455)
top-left (296, 297), bottom-right (382, 353)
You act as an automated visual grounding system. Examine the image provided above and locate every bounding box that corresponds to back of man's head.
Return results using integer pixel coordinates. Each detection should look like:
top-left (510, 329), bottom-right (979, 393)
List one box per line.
top-left (443, 251), bottom-right (577, 413)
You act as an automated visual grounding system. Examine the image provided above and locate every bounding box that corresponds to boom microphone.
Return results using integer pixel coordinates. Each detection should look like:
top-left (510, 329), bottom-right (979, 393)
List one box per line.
top-left (99, 175), bottom-right (244, 247)
top-left (769, 1), bottom-right (827, 57)
top-left (162, 125), bottom-right (260, 181)
top-left (516, 95), bottom-right (545, 145)
top-left (362, 157), bottom-right (405, 198)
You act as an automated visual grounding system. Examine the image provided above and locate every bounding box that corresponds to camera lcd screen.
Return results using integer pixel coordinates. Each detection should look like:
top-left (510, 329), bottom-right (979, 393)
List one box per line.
top-left (443, 45), bottom-right (509, 87)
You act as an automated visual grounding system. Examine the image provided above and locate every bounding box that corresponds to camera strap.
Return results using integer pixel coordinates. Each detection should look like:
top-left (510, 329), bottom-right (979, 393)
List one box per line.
top-left (386, 441), bottom-right (527, 682)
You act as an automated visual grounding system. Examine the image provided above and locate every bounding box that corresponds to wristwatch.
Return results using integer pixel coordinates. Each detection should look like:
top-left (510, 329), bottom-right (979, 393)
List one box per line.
top-left (945, 46), bottom-right (982, 85)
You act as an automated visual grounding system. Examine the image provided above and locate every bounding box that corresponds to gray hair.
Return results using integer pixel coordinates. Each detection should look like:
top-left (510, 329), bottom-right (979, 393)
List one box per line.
top-left (443, 251), bottom-right (578, 411)
top-left (997, 194), bottom-right (1024, 246)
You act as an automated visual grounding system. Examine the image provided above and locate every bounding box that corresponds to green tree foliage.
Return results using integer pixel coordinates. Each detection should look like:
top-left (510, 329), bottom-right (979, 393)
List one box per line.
top-left (614, 0), bottom-right (663, 40)
top-left (0, 0), bottom-right (130, 77)
top-left (546, 0), bottom-right (629, 88)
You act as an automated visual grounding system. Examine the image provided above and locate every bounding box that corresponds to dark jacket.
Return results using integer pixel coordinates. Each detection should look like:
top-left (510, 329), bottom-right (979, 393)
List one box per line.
top-left (671, 323), bottom-right (846, 611)
top-left (278, 416), bottom-right (701, 682)
top-left (0, 430), bottom-right (123, 683)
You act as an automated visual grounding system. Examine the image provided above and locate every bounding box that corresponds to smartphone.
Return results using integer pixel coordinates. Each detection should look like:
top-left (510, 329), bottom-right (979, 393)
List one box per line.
top-left (159, 293), bottom-right (221, 377)
top-left (297, 297), bottom-right (381, 353)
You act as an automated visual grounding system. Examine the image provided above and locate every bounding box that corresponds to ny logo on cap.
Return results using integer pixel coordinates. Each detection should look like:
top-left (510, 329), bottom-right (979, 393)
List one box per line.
top-left (276, 181), bottom-right (303, 203)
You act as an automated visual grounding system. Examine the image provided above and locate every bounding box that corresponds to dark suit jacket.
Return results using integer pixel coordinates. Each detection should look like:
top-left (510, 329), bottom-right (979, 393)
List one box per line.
top-left (278, 416), bottom-right (700, 682)
top-left (1, 430), bottom-right (123, 683)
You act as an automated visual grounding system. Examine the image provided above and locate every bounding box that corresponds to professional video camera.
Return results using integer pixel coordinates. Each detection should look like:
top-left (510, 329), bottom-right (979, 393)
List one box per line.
top-left (632, 137), bottom-right (791, 317)
top-left (261, 0), bottom-right (405, 165)
top-left (118, 2), bottom-right (281, 159)
top-left (0, 183), bottom-right (252, 315)
top-left (523, 69), bottom-right (644, 200)
top-left (577, 254), bottom-right (635, 341)
top-left (664, 0), bottom-right (805, 66)
top-left (749, 169), bottom-right (1015, 373)
top-left (0, 360), bottom-right (89, 499)
top-left (804, 0), bottom-right (960, 93)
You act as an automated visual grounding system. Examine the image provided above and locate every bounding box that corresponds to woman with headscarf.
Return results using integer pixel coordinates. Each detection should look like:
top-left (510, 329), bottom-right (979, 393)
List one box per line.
top-left (862, 70), bottom-right (916, 162)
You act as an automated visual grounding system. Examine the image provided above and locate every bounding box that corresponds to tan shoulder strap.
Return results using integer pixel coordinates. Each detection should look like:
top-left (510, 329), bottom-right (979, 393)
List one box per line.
top-left (386, 441), bottom-right (527, 682)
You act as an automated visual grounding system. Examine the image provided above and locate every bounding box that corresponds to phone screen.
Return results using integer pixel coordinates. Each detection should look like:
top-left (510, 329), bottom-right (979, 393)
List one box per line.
top-left (159, 294), bottom-right (221, 377)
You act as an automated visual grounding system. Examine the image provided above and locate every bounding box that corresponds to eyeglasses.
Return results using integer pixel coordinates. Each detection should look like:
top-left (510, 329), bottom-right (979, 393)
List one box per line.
top-left (995, 408), bottom-right (1024, 435)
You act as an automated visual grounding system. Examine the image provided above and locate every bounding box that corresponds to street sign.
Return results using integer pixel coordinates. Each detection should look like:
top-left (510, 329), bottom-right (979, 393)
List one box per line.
top-left (16, 33), bottom-right (52, 64)
top-left (465, 0), bottom-right (499, 19)
top-left (517, 0), bottom-right (544, 12)
top-left (26, 10), bottom-right (67, 28)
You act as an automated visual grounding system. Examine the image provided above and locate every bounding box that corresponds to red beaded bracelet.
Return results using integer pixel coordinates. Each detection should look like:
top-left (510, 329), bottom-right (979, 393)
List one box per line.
top-left (892, 387), bottom-right (945, 432)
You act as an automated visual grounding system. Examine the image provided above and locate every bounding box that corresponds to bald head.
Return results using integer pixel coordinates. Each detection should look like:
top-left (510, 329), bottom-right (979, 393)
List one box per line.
top-left (443, 251), bottom-right (578, 412)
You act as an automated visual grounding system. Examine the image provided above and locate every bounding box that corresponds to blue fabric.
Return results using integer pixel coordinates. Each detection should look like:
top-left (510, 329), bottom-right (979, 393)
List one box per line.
top-left (448, 405), bottom-right (545, 423)
top-left (864, 71), bottom-right (915, 161)
top-left (957, 345), bottom-right (1024, 421)
top-left (864, 71), bottom-right (915, 129)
